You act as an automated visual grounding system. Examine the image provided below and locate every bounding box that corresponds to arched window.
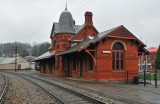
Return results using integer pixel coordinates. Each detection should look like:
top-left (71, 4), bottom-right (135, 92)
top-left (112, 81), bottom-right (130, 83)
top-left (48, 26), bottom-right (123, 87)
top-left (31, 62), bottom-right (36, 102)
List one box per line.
top-left (112, 42), bottom-right (124, 70)
top-left (113, 42), bottom-right (124, 50)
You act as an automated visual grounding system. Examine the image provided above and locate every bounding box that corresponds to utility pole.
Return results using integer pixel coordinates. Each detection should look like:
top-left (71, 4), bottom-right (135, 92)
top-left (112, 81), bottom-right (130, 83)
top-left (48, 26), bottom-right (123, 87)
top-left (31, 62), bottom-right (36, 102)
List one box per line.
top-left (15, 46), bottom-right (18, 72)
top-left (144, 54), bottom-right (147, 86)
top-left (155, 69), bottom-right (158, 88)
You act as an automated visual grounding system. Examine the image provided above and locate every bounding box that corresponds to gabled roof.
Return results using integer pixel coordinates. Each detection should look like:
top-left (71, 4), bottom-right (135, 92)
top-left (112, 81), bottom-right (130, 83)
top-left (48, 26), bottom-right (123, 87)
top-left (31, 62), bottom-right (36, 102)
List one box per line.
top-left (69, 24), bottom-right (99, 41)
top-left (52, 22), bottom-right (59, 34)
top-left (69, 24), bottom-right (86, 40)
top-left (107, 25), bottom-right (146, 47)
top-left (147, 48), bottom-right (158, 53)
top-left (57, 25), bottom-right (148, 56)
top-left (57, 26), bottom-right (120, 55)
top-left (35, 51), bottom-right (55, 61)
top-left (0, 57), bottom-right (20, 64)
top-left (74, 24), bottom-right (86, 34)
top-left (0, 57), bottom-right (8, 63)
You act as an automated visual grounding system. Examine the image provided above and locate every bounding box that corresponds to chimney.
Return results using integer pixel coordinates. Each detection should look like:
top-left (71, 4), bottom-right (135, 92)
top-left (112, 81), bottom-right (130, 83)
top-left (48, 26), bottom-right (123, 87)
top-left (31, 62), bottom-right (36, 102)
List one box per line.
top-left (85, 11), bottom-right (93, 26)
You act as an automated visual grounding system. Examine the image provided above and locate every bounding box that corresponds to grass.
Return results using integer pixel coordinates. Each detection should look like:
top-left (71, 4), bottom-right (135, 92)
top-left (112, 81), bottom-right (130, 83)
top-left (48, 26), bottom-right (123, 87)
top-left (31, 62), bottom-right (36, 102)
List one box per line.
top-left (139, 74), bottom-right (160, 80)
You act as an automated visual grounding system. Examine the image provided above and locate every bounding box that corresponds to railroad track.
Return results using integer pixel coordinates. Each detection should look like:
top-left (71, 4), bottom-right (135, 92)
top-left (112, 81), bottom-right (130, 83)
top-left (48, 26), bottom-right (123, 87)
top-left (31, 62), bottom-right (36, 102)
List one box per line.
top-left (7, 72), bottom-right (107, 104)
top-left (0, 72), bottom-right (8, 104)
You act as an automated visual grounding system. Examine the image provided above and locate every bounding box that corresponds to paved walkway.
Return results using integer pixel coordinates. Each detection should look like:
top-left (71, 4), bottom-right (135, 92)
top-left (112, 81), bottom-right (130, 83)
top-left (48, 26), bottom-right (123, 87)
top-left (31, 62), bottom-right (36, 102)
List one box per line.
top-left (65, 77), bottom-right (160, 104)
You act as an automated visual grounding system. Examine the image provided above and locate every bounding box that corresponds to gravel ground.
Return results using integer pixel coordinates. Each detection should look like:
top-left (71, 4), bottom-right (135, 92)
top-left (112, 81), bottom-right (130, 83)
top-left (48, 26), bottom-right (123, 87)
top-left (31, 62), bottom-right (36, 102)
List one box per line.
top-left (22, 75), bottom-right (92, 104)
top-left (4, 73), bottom-right (56, 104)
top-left (18, 72), bottom-right (126, 104)
top-left (0, 73), bottom-right (5, 99)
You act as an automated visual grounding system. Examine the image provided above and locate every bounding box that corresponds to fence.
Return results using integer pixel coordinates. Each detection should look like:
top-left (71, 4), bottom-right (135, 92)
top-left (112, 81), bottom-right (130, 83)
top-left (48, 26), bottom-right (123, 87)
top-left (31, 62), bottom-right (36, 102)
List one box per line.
top-left (138, 70), bottom-right (151, 86)
top-left (126, 70), bottom-right (159, 87)
top-left (125, 71), bottom-right (139, 84)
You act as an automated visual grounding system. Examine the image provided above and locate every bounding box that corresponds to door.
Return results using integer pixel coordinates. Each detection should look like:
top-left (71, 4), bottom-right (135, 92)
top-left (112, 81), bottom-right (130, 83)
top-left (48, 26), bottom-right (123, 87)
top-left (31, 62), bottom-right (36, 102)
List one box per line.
top-left (80, 59), bottom-right (83, 77)
top-left (18, 64), bottom-right (21, 69)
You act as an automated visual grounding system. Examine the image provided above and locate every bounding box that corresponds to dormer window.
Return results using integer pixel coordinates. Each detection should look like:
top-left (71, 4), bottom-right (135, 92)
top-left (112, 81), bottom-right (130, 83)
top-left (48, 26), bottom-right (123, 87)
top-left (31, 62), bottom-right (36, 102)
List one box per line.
top-left (57, 44), bottom-right (59, 49)
top-left (82, 33), bottom-right (86, 39)
top-left (63, 44), bottom-right (67, 48)
top-left (88, 26), bottom-right (92, 30)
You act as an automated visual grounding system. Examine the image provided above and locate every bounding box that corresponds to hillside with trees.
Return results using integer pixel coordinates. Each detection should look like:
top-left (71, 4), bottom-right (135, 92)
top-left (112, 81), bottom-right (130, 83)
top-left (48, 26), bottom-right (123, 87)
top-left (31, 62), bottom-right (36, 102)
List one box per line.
top-left (0, 42), bottom-right (51, 57)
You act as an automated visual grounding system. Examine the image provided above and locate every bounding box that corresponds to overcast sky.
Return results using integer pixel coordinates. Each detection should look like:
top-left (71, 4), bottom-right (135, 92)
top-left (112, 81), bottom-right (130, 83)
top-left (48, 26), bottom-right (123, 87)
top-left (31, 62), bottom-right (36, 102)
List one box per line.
top-left (0, 0), bottom-right (160, 48)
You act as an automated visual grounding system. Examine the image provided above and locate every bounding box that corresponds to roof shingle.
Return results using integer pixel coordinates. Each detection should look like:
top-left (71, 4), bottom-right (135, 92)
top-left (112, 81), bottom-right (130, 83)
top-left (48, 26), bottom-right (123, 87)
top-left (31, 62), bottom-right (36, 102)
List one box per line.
top-left (35, 51), bottom-right (55, 61)
top-left (57, 26), bottom-right (120, 55)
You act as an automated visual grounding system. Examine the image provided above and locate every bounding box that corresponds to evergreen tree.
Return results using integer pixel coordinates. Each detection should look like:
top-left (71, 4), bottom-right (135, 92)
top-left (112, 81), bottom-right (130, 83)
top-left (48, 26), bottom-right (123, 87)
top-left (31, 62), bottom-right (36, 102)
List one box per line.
top-left (20, 49), bottom-right (29, 57)
top-left (32, 43), bottom-right (39, 57)
top-left (155, 45), bottom-right (160, 70)
top-left (0, 42), bottom-right (50, 57)
top-left (38, 42), bottom-right (50, 56)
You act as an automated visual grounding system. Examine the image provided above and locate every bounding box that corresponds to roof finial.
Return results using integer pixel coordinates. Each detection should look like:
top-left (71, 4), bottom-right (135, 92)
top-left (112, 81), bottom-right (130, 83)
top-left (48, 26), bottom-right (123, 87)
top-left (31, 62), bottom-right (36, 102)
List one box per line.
top-left (65, 3), bottom-right (67, 10)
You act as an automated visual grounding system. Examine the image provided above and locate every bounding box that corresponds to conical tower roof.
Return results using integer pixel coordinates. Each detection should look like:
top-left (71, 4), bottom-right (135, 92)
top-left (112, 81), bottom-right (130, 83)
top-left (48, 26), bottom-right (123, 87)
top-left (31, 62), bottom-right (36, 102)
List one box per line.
top-left (57, 9), bottom-right (74, 33)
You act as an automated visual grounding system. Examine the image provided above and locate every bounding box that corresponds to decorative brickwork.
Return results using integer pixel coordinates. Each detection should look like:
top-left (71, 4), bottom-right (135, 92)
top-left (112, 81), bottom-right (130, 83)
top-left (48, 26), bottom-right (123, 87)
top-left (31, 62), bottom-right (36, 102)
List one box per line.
top-left (35, 9), bottom-right (148, 81)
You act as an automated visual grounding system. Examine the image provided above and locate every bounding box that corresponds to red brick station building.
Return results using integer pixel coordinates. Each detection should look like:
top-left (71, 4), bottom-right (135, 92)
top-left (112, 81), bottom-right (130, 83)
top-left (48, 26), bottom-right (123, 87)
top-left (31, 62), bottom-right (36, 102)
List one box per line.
top-left (35, 8), bottom-right (148, 81)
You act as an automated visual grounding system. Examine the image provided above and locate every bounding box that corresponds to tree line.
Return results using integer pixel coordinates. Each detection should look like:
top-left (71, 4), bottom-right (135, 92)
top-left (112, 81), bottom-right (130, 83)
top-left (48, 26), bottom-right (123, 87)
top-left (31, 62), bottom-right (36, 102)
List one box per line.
top-left (155, 45), bottom-right (160, 70)
top-left (0, 42), bottom-right (51, 57)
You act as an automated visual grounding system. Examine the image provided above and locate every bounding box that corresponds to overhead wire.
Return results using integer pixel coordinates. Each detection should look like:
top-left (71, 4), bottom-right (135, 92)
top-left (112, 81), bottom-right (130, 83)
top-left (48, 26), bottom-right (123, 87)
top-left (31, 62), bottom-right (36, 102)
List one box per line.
top-left (30, 0), bottom-right (96, 44)
top-left (29, 0), bottom-right (65, 43)
top-left (73, 0), bottom-right (95, 17)
top-left (72, 0), bottom-right (92, 15)
top-left (2, 0), bottom-right (97, 57)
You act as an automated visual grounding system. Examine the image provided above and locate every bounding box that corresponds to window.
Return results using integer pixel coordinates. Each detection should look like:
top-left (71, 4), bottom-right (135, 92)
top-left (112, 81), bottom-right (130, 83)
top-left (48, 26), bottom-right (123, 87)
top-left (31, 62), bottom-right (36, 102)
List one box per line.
top-left (89, 57), bottom-right (93, 71)
top-left (42, 63), bottom-right (46, 73)
top-left (63, 44), bottom-right (67, 48)
top-left (54, 40), bottom-right (56, 47)
top-left (148, 56), bottom-right (150, 61)
top-left (57, 44), bottom-right (59, 49)
top-left (57, 56), bottom-right (59, 69)
top-left (112, 42), bottom-right (124, 70)
top-left (82, 33), bottom-right (86, 39)
top-left (73, 58), bottom-right (77, 70)
top-left (113, 42), bottom-right (124, 50)
top-left (49, 62), bottom-right (52, 73)
top-left (53, 61), bottom-right (55, 70)
top-left (85, 59), bottom-right (87, 71)
top-left (112, 52), bottom-right (115, 70)
top-left (52, 39), bottom-right (56, 48)
top-left (120, 52), bottom-right (124, 69)
top-left (88, 26), bottom-right (92, 30)
top-left (62, 57), bottom-right (66, 70)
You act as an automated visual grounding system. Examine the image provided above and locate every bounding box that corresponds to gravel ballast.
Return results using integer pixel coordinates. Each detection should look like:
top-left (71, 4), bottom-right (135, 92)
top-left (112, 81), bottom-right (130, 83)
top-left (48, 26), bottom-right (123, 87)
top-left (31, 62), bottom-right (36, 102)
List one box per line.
top-left (18, 72), bottom-right (126, 104)
top-left (0, 73), bottom-right (5, 96)
top-left (4, 73), bottom-right (56, 104)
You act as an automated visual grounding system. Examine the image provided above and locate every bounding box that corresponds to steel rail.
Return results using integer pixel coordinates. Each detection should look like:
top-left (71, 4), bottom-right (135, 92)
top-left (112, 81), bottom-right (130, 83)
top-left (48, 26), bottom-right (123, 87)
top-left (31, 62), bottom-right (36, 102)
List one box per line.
top-left (20, 73), bottom-right (106, 104)
top-left (0, 72), bottom-right (8, 104)
top-left (9, 73), bottom-right (65, 104)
